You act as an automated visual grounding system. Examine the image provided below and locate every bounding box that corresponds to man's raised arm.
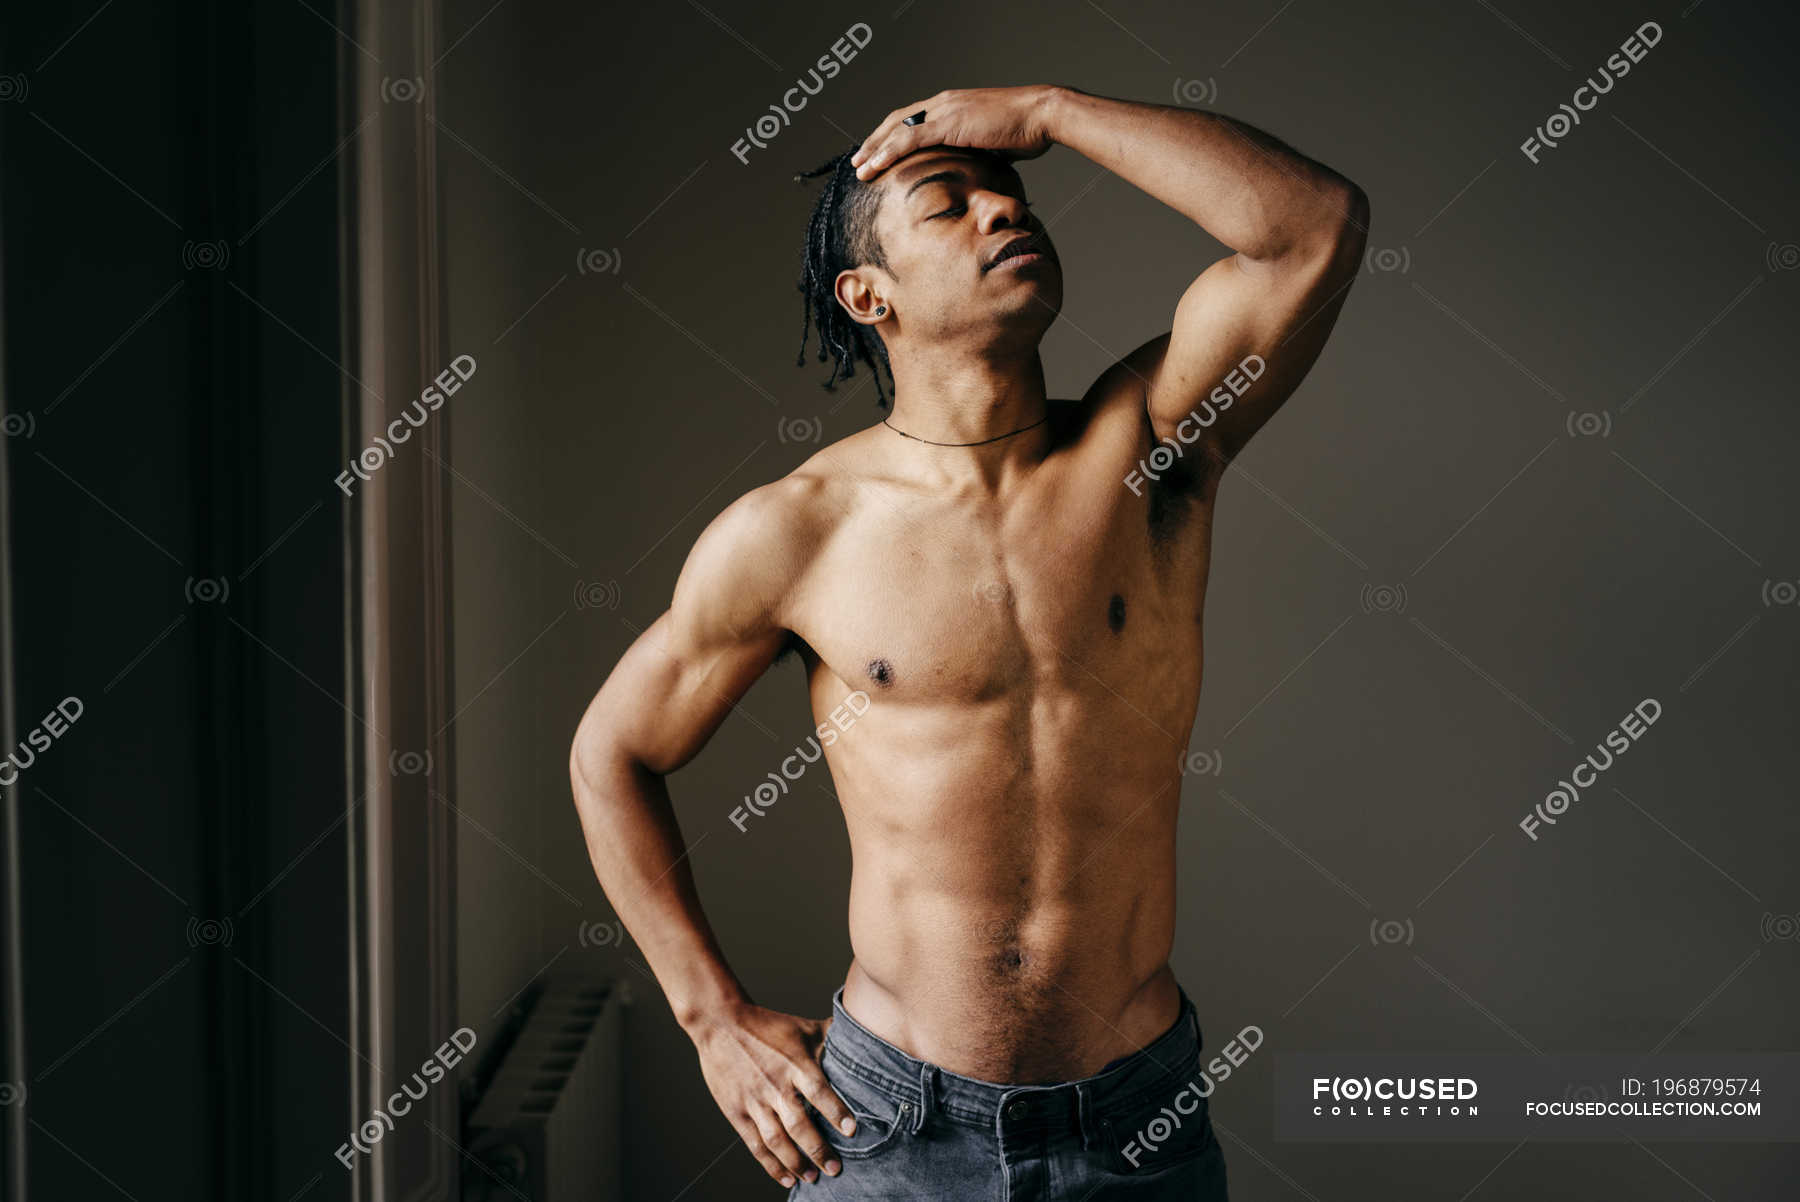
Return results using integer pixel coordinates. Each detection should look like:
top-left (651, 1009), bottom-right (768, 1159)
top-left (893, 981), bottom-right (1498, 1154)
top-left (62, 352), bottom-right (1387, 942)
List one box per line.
top-left (853, 84), bottom-right (1368, 461)
top-left (567, 479), bottom-right (854, 1190)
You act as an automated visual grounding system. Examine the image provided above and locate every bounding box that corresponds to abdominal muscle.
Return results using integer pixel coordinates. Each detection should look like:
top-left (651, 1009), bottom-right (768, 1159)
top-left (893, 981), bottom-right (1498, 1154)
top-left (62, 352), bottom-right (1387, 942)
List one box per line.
top-left (830, 723), bottom-right (1186, 1084)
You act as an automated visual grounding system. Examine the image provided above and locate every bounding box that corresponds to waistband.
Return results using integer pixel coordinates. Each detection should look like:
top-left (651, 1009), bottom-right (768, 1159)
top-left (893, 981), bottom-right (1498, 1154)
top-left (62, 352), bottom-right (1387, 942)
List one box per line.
top-left (823, 982), bottom-right (1203, 1142)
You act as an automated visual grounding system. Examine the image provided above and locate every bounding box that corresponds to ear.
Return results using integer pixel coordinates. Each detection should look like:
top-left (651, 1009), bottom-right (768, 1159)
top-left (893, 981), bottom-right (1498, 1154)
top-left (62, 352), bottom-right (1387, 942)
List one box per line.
top-left (833, 267), bottom-right (888, 327)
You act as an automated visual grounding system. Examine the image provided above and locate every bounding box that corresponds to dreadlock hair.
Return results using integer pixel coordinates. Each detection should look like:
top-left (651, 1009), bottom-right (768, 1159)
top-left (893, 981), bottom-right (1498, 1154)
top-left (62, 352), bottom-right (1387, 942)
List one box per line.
top-left (794, 149), bottom-right (895, 408)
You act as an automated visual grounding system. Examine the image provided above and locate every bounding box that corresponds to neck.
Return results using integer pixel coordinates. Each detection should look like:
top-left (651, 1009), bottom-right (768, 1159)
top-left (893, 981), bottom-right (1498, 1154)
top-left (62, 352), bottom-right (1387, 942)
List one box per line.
top-left (885, 348), bottom-right (1048, 446)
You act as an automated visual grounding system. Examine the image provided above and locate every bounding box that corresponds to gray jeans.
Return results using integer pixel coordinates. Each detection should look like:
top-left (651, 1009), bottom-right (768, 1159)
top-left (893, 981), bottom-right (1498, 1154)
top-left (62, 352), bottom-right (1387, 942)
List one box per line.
top-left (790, 983), bottom-right (1230, 1200)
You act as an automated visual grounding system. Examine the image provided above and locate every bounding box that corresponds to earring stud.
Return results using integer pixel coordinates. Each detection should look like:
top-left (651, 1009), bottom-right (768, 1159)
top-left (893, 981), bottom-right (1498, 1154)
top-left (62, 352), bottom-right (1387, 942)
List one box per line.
top-left (875, 305), bottom-right (887, 317)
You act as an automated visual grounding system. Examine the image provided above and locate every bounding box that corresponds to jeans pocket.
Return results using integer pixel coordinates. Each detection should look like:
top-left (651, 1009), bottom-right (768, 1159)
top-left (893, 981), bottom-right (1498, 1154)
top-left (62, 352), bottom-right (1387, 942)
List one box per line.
top-left (1102, 1081), bottom-right (1218, 1175)
top-left (808, 1045), bottom-right (912, 1161)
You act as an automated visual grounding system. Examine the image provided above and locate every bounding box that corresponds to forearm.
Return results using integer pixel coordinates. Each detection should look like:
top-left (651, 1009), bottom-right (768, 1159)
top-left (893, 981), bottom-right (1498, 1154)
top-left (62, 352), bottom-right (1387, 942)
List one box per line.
top-left (1042, 85), bottom-right (1358, 260)
top-left (571, 748), bottom-right (747, 1035)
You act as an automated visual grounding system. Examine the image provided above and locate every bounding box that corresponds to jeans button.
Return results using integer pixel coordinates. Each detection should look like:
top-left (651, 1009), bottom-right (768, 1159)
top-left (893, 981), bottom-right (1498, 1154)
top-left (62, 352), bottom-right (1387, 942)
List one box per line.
top-left (1005, 1099), bottom-right (1029, 1120)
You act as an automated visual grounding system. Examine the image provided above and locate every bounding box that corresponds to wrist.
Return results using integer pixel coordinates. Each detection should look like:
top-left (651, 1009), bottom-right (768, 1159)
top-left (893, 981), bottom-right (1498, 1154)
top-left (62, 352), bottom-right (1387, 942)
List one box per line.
top-left (1035, 84), bottom-right (1075, 144)
top-left (674, 985), bottom-right (749, 1041)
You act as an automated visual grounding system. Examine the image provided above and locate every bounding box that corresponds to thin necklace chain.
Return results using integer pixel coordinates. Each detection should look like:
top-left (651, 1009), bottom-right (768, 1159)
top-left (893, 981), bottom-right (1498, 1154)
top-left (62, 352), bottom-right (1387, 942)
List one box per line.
top-left (881, 412), bottom-right (1049, 448)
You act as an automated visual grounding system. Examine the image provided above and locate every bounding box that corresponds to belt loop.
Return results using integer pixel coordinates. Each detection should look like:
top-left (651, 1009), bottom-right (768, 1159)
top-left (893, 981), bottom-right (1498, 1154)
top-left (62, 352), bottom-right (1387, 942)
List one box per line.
top-left (1076, 1081), bottom-right (1101, 1150)
top-left (912, 1063), bottom-right (936, 1134)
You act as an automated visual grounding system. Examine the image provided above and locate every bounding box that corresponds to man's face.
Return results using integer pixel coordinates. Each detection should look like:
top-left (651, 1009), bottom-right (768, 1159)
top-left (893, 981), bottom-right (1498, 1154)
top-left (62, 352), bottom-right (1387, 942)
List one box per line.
top-left (860, 148), bottom-right (1062, 352)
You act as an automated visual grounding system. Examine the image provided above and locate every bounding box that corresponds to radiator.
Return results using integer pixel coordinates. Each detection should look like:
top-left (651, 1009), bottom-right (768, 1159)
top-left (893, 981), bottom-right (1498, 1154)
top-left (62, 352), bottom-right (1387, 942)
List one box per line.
top-left (464, 979), bottom-right (627, 1201)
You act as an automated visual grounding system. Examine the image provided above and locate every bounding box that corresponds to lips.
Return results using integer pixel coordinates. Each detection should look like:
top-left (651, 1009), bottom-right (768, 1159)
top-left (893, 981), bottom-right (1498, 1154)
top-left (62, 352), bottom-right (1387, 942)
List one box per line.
top-left (984, 234), bottom-right (1051, 273)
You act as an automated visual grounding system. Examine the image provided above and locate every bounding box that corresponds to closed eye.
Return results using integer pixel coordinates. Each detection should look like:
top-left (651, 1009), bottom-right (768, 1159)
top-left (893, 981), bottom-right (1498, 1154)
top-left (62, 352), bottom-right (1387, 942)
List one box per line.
top-left (929, 203), bottom-right (968, 220)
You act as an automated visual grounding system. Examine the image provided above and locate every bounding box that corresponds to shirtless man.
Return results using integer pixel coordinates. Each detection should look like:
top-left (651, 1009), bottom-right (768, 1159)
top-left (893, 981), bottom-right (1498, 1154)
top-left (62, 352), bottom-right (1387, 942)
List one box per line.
top-left (569, 84), bottom-right (1366, 1199)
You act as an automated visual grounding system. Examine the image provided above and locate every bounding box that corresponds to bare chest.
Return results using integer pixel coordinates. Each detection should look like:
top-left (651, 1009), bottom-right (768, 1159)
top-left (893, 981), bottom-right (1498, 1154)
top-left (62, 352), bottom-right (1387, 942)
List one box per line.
top-left (793, 477), bottom-right (1209, 704)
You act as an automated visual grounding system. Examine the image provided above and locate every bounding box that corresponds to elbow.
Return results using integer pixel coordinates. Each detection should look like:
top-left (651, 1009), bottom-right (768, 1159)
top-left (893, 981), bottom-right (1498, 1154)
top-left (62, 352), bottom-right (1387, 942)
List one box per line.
top-left (1323, 177), bottom-right (1369, 259)
top-left (1295, 176), bottom-right (1368, 281)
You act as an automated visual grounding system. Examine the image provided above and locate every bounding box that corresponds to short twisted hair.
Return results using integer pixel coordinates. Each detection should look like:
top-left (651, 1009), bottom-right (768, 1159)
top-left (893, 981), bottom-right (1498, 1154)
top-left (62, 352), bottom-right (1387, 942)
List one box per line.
top-left (793, 149), bottom-right (893, 407)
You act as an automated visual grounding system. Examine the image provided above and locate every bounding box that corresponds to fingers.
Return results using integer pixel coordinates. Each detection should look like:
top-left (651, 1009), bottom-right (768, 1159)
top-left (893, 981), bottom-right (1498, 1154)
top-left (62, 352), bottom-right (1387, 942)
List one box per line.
top-left (774, 1091), bottom-right (843, 1179)
top-left (853, 96), bottom-right (941, 180)
top-left (732, 1113), bottom-right (801, 1189)
top-left (794, 1061), bottom-right (858, 1138)
top-left (755, 1105), bottom-right (831, 1186)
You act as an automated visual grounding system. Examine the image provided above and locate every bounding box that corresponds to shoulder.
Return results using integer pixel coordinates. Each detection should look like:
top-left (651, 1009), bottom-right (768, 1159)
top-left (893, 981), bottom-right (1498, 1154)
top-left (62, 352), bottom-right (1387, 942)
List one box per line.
top-left (671, 449), bottom-right (852, 642)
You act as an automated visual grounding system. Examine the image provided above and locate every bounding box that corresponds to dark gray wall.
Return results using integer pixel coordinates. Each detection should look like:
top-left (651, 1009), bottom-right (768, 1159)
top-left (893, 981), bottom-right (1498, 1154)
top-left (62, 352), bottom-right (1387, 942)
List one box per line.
top-left (437, 1), bottom-right (1800, 1198)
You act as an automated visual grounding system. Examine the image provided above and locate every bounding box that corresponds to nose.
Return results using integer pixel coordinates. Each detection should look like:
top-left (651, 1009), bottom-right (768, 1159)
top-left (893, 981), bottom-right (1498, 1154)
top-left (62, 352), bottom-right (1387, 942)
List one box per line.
top-left (974, 189), bottom-right (1032, 234)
